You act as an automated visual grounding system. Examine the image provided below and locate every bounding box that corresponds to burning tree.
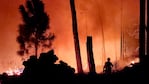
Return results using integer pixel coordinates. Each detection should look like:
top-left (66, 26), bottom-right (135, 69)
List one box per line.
top-left (17, 0), bottom-right (54, 56)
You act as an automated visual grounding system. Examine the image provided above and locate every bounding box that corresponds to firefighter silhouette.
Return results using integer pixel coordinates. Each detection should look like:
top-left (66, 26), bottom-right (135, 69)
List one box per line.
top-left (103, 57), bottom-right (113, 74)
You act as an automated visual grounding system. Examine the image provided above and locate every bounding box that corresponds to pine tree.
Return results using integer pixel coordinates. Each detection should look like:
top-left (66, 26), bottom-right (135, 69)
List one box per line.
top-left (17, 0), bottom-right (54, 56)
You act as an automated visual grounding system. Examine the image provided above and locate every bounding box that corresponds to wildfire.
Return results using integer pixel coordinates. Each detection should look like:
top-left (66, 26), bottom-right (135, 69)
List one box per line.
top-left (128, 58), bottom-right (139, 67)
top-left (5, 68), bottom-right (23, 76)
top-left (131, 61), bottom-right (135, 64)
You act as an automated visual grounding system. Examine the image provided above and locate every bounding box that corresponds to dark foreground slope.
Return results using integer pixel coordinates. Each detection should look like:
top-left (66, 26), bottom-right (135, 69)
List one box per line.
top-left (0, 50), bottom-right (148, 84)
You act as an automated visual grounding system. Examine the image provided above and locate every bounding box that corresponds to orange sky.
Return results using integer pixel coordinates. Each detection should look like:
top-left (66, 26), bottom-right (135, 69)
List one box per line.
top-left (0, 0), bottom-right (140, 73)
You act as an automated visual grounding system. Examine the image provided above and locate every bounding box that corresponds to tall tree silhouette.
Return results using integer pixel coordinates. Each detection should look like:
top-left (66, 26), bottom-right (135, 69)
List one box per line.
top-left (17, 0), bottom-right (54, 56)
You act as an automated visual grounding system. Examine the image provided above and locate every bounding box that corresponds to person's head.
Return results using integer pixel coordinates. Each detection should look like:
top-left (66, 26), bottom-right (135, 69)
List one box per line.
top-left (107, 57), bottom-right (110, 61)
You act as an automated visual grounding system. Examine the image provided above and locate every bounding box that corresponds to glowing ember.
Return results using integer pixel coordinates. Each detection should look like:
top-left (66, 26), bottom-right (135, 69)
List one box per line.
top-left (5, 68), bottom-right (23, 76)
top-left (126, 57), bottom-right (139, 67)
top-left (131, 61), bottom-right (135, 64)
top-left (128, 62), bottom-right (134, 67)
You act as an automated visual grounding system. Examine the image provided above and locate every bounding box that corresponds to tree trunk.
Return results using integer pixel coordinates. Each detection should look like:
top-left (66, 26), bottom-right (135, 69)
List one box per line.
top-left (35, 29), bottom-right (38, 57)
top-left (139, 0), bottom-right (145, 63)
top-left (147, 0), bottom-right (149, 56)
top-left (70, 0), bottom-right (83, 73)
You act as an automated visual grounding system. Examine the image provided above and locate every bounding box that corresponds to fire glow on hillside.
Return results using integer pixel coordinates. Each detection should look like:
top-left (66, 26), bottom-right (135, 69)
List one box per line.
top-left (5, 68), bottom-right (23, 76)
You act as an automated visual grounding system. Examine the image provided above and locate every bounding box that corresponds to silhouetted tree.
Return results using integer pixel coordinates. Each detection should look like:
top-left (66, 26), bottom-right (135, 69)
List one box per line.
top-left (17, 0), bottom-right (54, 56)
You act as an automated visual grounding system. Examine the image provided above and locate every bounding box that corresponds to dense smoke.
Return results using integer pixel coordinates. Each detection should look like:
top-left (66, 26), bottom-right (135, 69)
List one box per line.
top-left (0, 0), bottom-right (140, 73)
top-left (45, 0), bottom-right (140, 72)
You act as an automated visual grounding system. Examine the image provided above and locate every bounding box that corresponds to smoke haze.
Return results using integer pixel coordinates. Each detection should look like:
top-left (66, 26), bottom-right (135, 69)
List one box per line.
top-left (0, 0), bottom-right (139, 73)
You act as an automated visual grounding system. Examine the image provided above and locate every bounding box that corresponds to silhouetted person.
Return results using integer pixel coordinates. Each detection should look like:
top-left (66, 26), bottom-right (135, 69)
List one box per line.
top-left (103, 57), bottom-right (113, 74)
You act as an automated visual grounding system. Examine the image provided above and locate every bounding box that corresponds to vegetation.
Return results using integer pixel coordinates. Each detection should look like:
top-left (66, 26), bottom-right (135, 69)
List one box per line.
top-left (17, 0), bottom-right (54, 56)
